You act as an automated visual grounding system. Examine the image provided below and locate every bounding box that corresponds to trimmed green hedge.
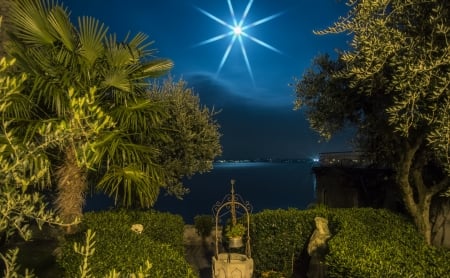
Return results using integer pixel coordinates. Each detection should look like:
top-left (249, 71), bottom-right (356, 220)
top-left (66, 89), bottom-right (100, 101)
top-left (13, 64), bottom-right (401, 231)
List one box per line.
top-left (250, 207), bottom-right (450, 277)
top-left (58, 209), bottom-right (196, 277)
top-left (250, 208), bottom-right (329, 276)
top-left (325, 208), bottom-right (450, 277)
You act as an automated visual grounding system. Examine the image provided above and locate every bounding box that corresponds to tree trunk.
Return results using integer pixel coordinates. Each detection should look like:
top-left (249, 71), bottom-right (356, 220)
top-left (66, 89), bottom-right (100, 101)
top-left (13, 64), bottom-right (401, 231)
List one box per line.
top-left (397, 175), bottom-right (431, 243)
top-left (396, 139), bottom-right (447, 246)
top-left (416, 195), bottom-right (433, 245)
top-left (54, 145), bottom-right (87, 233)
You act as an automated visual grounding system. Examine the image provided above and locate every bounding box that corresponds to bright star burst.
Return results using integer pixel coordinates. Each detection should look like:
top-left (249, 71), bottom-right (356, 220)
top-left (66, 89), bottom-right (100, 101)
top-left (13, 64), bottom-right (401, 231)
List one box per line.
top-left (195, 0), bottom-right (283, 83)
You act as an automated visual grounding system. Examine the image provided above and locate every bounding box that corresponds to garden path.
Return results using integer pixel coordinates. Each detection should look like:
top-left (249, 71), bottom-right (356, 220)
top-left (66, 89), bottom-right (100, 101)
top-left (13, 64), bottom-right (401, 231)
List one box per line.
top-left (184, 225), bottom-right (223, 278)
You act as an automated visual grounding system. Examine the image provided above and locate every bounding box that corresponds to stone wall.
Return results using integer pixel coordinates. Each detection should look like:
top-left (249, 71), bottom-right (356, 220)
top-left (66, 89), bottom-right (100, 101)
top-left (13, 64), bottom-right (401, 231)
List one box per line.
top-left (313, 166), bottom-right (400, 210)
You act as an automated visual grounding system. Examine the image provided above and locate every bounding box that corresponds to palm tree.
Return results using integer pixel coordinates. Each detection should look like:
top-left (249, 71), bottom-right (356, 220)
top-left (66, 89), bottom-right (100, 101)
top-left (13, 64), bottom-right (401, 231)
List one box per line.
top-left (4, 0), bottom-right (173, 228)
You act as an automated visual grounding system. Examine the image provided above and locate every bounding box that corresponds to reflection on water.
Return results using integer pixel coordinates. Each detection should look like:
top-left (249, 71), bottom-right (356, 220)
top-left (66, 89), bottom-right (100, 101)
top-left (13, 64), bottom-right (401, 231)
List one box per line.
top-left (85, 162), bottom-right (316, 224)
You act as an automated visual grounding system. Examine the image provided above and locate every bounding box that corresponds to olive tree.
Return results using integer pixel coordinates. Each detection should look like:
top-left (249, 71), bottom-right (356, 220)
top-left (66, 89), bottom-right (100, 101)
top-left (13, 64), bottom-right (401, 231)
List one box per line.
top-left (294, 0), bottom-right (449, 245)
top-left (147, 79), bottom-right (222, 198)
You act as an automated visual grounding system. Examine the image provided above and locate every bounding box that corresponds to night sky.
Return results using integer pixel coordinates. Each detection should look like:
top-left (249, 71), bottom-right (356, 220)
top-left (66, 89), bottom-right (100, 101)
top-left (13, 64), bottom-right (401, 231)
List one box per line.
top-left (66, 0), bottom-right (354, 160)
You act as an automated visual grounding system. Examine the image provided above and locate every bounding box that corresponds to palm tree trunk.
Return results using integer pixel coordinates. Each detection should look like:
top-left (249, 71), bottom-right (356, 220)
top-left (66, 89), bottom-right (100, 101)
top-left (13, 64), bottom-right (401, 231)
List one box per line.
top-left (54, 145), bottom-right (87, 233)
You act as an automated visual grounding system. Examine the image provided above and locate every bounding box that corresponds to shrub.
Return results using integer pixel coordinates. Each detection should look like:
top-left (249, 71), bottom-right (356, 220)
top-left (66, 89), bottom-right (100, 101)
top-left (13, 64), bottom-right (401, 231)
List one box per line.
top-left (80, 209), bottom-right (185, 252)
top-left (325, 208), bottom-right (450, 277)
top-left (250, 208), bottom-right (330, 276)
top-left (58, 210), bottom-right (195, 277)
top-left (250, 207), bottom-right (450, 277)
top-left (225, 223), bottom-right (246, 238)
top-left (194, 214), bottom-right (214, 238)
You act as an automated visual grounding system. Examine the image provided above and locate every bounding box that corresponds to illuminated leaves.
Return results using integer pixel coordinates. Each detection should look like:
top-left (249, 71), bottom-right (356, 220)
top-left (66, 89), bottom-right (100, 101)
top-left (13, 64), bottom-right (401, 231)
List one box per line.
top-left (315, 0), bottom-right (450, 174)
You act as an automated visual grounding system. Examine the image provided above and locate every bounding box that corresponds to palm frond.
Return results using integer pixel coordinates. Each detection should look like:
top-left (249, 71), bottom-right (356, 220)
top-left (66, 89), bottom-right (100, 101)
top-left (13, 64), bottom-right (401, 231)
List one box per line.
top-left (84, 130), bottom-right (120, 167)
top-left (105, 135), bottom-right (161, 165)
top-left (101, 69), bottom-right (130, 92)
top-left (77, 16), bottom-right (108, 66)
top-left (32, 75), bottom-right (69, 116)
top-left (141, 59), bottom-right (174, 77)
top-left (109, 99), bottom-right (167, 133)
top-left (10, 0), bottom-right (56, 46)
top-left (47, 5), bottom-right (75, 51)
top-left (0, 84), bottom-right (33, 121)
top-left (105, 34), bottom-right (136, 67)
top-left (125, 32), bottom-right (155, 58)
top-left (97, 164), bottom-right (162, 207)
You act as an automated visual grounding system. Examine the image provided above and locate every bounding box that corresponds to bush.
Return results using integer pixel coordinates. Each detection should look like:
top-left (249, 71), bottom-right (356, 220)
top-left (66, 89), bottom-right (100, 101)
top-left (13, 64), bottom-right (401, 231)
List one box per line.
top-left (58, 209), bottom-right (195, 277)
top-left (194, 214), bottom-right (214, 238)
top-left (325, 208), bottom-right (450, 277)
top-left (250, 208), bottom-right (330, 276)
top-left (250, 207), bottom-right (450, 277)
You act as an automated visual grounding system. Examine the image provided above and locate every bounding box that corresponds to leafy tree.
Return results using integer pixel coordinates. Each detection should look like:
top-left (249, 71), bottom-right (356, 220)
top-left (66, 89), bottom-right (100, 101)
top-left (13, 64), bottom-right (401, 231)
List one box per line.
top-left (3, 0), bottom-right (173, 227)
top-left (294, 0), bottom-right (449, 245)
top-left (147, 79), bottom-right (222, 198)
top-left (0, 38), bottom-right (70, 277)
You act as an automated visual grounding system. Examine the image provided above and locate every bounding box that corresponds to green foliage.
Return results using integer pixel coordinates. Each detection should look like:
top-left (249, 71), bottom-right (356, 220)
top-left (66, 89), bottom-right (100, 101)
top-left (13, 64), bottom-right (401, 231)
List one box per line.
top-left (250, 208), bottom-right (328, 277)
top-left (0, 56), bottom-right (53, 191)
top-left (312, 0), bottom-right (450, 174)
top-left (325, 208), bottom-right (450, 277)
top-left (4, 0), bottom-right (222, 221)
top-left (147, 79), bottom-right (222, 198)
top-left (74, 229), bottom-right (96, 278)
top-left (225, 223), bottom-right (246, 238)
top-left (58, 210), bottom-right (195, 277)
top-left (0, 185), bottom-right (70, 245)
top-left (194, 214), bottom-right (214, 238)
top-left (0, 47), bottom-right (74, 243)
top-left (294, 0), bottom-right (450, 244)
top-left (0, 248), bottom-right (36, 278)
top-left (73, 229), bottom-right (173, 278)
top-left (293, 54), bottom-right (358, 141)
top-left (0, 31), bottom-right (73, 277)
top-left (4, 0), bottom-right (174, 221)
top-left (80, 210), bottom-right (185, 253)
top-left (250, 208), bottom-right (450, 277)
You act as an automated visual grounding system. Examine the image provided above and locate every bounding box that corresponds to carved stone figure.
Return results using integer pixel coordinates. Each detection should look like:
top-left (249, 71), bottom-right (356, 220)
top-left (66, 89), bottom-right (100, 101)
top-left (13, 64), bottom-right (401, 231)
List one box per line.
top-left (307, 217), bottom-right (331, 278)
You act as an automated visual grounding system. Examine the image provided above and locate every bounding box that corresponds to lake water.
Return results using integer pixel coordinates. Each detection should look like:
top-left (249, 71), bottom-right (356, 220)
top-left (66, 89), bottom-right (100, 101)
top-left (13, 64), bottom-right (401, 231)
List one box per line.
top-left (85, 161), bottom-right (317, 224)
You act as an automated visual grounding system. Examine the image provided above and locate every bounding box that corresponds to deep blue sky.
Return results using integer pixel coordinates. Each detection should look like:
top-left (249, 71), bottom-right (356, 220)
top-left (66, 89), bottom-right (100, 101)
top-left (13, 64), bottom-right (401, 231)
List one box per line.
top-left (66, 0), bottom-right (353, 159)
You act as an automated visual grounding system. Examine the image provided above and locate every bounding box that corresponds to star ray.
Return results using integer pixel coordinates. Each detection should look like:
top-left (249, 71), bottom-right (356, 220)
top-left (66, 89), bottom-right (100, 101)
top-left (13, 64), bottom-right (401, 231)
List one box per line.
top-left (239, 0), bottom-right (254, 26)
top-left (194, 31), bottom-right (234, 47)
top-left (195, 0), bottom-right (282, 82)
top-left (238, 36), bottom-right (254, 84)
top-left (196, 7), bottom-right (233, 29)
top-left (217, 35), bottom-right (237, 76)
top-left (241, 32), bottom-right (282, 54)
top-left (242, 11), bottom-right (285, 31)
top-left (227, 0), bottom-right (238, 26)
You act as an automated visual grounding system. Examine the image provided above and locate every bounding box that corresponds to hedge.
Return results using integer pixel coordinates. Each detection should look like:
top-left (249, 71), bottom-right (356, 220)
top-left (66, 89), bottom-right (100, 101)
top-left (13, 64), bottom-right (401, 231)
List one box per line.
top-left (325, 208), bottom-right (450, 277)
top-left (250, 208), bottom-right (327, 276)
top-left (57, 209), bottom-right (196, 277)
top-left (249, 207), bottom-right (450, 277)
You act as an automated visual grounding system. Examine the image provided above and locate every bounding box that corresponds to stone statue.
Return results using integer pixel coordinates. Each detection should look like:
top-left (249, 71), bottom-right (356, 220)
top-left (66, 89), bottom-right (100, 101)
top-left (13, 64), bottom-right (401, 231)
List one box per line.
top-left (307, 217), bottom-right (331, 278)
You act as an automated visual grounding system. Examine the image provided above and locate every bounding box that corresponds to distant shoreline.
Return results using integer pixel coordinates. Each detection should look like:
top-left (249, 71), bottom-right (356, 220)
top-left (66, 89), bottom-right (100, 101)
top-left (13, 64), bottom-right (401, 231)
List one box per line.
top-left (214, 158), bottom-right (313, 164)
